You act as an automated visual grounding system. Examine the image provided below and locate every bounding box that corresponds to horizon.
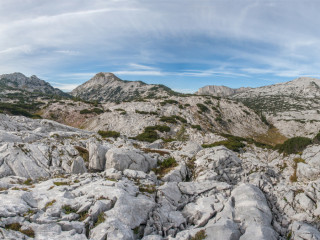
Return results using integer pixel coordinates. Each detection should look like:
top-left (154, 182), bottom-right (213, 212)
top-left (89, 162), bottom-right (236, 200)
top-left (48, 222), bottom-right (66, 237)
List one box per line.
top-left (2, 71), bottom-right (318, 94)
top-left (1, 1), bottom-right (320, 92)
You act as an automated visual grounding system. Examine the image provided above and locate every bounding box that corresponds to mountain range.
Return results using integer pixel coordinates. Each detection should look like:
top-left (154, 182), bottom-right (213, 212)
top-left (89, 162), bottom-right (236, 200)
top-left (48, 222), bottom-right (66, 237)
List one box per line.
top-left (1, 71), bottom-right (320, 239)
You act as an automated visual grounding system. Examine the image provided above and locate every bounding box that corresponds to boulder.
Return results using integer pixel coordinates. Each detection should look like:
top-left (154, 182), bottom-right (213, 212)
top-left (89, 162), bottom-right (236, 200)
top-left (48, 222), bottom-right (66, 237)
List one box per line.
top-left (290, 221), bottom-right (320, 240)
top-left (88, 141), bottom-right (109, 171)
top-left (105, 148), bottom-right (157, 173)
top-left (71, 157), bottom-right (87, 174)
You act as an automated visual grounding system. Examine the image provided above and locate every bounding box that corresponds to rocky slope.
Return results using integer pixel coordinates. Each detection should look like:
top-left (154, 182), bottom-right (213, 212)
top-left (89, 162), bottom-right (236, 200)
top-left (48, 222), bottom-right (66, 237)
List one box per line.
top-left (1, 114), bottom-right (320, 239)
top-left (0, 73), bottom-right (66, 96)
top-left (199, 77), bottom-right (320, 138)
top-left (40, 95), bottom-right (269, 141)
top-left (71, 73), bottom-right (179, 102)
top-left (196, 85), bottom-right (250, 97)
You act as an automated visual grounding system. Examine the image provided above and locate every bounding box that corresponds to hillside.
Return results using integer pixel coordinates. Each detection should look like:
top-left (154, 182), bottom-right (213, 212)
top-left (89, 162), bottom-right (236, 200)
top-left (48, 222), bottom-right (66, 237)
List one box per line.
top-left (0, 72), bottom-right (70, 118)
top-left (199, 77), bottom-right (320, 138)
top-left (71, 72), bottom-right (180, 102)
top-left (0, 72), bottom-right (67, 96)
top-left (41, 95), bottom-right (269, 143)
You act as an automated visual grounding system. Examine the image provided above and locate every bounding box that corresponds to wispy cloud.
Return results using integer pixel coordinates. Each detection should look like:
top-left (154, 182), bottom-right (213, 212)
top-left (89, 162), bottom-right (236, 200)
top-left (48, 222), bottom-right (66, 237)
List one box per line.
top-left (1, 0), bottom-right (320, 88)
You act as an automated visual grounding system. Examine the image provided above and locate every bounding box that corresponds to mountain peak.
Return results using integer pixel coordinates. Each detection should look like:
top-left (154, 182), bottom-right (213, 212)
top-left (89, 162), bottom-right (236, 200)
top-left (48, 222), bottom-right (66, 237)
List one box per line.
top-left (71, 72), bottom-right (177, 102)
top-left (0, 72), bottom-right (66, 96)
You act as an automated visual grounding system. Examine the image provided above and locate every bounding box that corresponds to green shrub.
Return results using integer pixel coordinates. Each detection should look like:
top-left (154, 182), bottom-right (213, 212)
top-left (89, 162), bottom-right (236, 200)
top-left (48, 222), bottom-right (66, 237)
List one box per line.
top-left (79, 109), bottom-right (91, 114)
top-left (153, 157), bottom-right (178, 176)
top-left (132, 125), bottom-right (170, 143)
top-left (115, 108), bottom-right (126, 112)
top-left (174, 115), bottom-right (187, 123)
top-left (215, 116), bottom-right (223, 123)
top-left (134, 129), bottom-right (158, 143)
top-left (160, 99), bottom-right (179, 106)
top-left (135, 110), bottom-right (158, 115)
top-left (191, 125), bottom-right (201, 130)
top-left (80, 108), bottom-right (104, 114)
top-left (277, 137), bottom-right (312, 154)
top-left (160, 115), bottom-right (187, 124)
top-left (202, 140), bottom-right (245, 152)
top-left (196, 103), bottom-right (209, 113)
top-left (160, 157), bottom-right (177, 168)
top-left (160, 116), bottom-right (177, 124)
top-left (145, 125), bottom-right (170, 132)
top-left (98, 130), bottom-right (120, 139)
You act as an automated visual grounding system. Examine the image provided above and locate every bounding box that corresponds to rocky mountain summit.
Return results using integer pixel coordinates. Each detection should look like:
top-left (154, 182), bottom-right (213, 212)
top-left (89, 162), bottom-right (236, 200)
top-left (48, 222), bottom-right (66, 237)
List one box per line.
top-left (1, 114), bottom-right (320, 239)
top-left (71, 73), bottom-right (179, 102)
top-left (0, 73), bottom-right (66, 96)
top-left (196, 85), bottom-right (250, 97)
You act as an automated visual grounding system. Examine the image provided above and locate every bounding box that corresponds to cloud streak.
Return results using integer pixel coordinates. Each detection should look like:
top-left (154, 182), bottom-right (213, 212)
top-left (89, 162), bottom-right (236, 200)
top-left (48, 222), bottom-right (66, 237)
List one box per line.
top-left (0, 0), bottom-right (319, 90)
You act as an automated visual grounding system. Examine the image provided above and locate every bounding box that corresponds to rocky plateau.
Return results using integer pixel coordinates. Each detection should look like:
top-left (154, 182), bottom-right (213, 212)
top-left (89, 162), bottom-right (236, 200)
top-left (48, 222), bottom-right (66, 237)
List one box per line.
top-left (1, 72), bottom-right (320, 240)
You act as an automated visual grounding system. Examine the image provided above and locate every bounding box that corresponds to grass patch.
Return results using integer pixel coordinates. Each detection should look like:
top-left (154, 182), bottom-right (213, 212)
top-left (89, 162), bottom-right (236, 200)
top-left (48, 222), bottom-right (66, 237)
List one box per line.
top-left (5, 223), bottom-right (35, 238)
top-left (202, 133), bottom-right (272, 152)
top-left (45, 200), bottom-right (56, 209)
top-left (74, 146), bottom-right (89, 162)
top-left (276, 137), bottom-right (312, 155)
top-left (191, 230), bottom-right (207, 240)
top-left (79, 210), bottom-right (89, 221)
top-left (62, 205), bottom-right (78, 214)
top-left (94, 212), bottom-right (105, 227)
top-left (98, 130), bottom-right (120, 139)
top-left (254, 127), bottom-right (287, 146)
top-left (23, 179), bottom-right (32, 185)
top-left (53, 181), bottom-right (70, 186)
top-left (139, 185), bottom-right (156, 194)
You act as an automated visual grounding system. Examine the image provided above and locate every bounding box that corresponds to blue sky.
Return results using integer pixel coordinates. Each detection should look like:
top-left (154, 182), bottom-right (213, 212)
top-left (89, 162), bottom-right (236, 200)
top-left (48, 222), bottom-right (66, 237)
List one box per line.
top-left (1, 0), bottom-right (320, 92)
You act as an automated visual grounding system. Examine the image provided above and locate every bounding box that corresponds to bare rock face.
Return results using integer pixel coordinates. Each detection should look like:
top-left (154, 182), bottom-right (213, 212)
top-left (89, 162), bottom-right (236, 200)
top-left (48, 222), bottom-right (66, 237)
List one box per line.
top-left (88, 141), bottom-right (110, 171)
top-left (196, 85), bottom-right (250, 97)
top-left (0, 72), bottom-right (66, 96)
top-left (71, 72), bottom-right (176, 102)
top-left (197, 77), bottom-right (320, 138)
top-left (105, 148), bottom-right (157, 172)
top-left (2, 110), bottom-right (320, 239)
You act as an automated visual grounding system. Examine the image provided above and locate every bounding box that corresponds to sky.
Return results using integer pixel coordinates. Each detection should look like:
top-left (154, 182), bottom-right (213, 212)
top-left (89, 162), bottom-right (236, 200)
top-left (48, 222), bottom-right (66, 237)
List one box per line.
top-left (1, 0), bottom-right (320, 92)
